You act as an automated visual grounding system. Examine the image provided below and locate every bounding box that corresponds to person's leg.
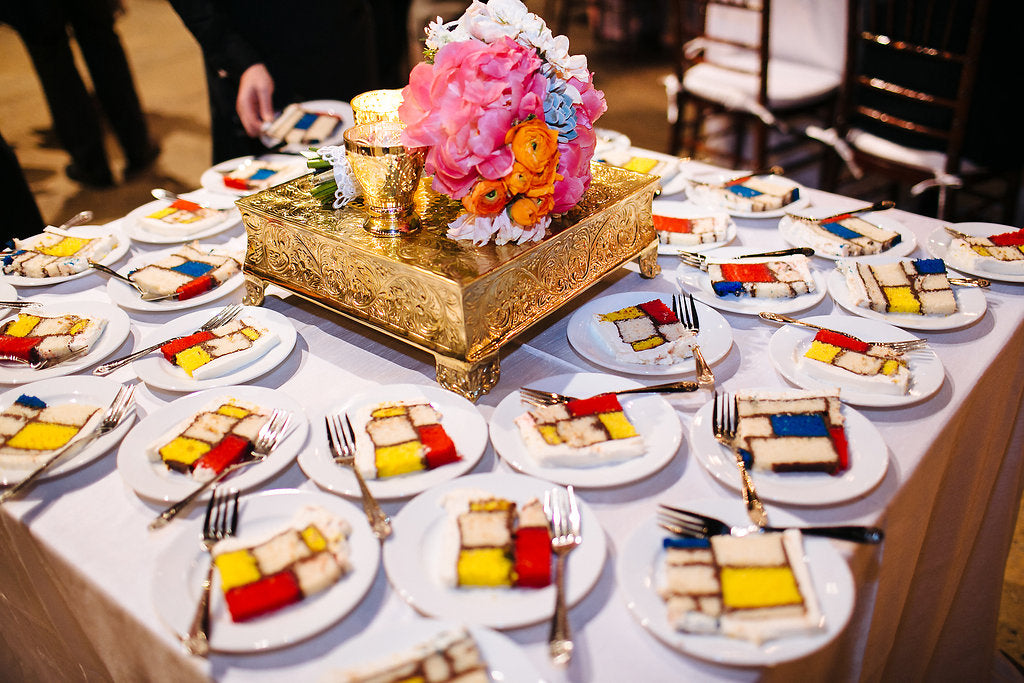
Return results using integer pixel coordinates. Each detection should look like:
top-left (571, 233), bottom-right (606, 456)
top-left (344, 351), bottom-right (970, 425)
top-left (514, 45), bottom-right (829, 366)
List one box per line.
top-left (0, 130), bottom-right (46, 242)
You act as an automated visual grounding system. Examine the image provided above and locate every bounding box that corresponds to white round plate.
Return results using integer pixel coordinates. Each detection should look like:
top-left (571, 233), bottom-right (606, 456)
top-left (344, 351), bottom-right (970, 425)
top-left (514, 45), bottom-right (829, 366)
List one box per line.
top-left (0, 281), bottom-right (17, 301)
top-left (778, 210), bottom-right (917, 261)
top-left (383, 472), bottom-right (607, 629)
top-left (124, 192), bottom-right (242, 244)
top-left (1, 226), bottom-right (129, 287)
top-left (131, 305), bottom-right (296, 392)
top-left (0, 376), bottom-right (136, 485)
top-left (0, 300), bottom-right (131, 384)
top-left (316, 619), bottom-right (545, 682)
top-left (117, 385), bottom-right (308, 502)
top-left (567, 291), bottom-right (733, 376)
top-left (152, 488), bottom-right (379, 653)
top-left (768, 315), bottom-right (944, 407)
top-left (827, 269), bottom-right (987, 330)
top-left (488, 373), bottom-right (683, 488)
top-left (594, 127), bottom-right (631, 159)
top-left (679, 246), bottom-right (827, 316)
top-left (682, 171), bottom-right (810, 218)
top-left (103, 241), bottom-right (245, 312)
top-left (652, 200), bottom-right (737, 255)
top-left (260, 99), bottom-right (354, 153)
top-left (925, 222), bottom-right (1024, 283)
top-left (200, 153), bottom-right (310, 197)
top-left (618, 499), bottom-right (855, 667)
top-left (689, 394), bottom-right (888, 505)
top-left (298, 383), bottom-right (488, 500)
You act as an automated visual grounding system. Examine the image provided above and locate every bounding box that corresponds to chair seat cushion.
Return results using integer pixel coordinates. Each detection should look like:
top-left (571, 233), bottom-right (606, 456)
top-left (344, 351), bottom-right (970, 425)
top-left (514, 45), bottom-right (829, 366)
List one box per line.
top-left (847, 129), bottom-right (980, 175)
top-left (682, 53), bottom-right (840, 110)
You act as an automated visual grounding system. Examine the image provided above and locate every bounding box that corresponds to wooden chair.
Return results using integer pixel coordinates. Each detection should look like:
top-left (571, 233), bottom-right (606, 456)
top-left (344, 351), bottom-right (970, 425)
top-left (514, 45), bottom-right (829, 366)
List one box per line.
top-left (666, 0), bottom-right (842, 172)
top-left (823, 0), bottom-right (1021, 223)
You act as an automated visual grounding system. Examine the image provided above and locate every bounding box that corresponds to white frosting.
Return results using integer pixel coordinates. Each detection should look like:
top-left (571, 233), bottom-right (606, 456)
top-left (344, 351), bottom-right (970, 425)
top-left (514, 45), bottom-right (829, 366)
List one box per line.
top-left (593, 315), bottom-right (695, 365)
top-left (187, 320), bottom-right (280, 380)
top-left (514, 409), bottom-right (646, 467)
top-left (945, 237), bottom-right (1024, 275)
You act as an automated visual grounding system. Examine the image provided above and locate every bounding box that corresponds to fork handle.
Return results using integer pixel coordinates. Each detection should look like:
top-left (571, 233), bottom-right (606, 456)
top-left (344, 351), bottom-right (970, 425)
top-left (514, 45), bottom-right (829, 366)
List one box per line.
top-left (549, 552), bottom-right (574, 666)
top-left (611, 380), bottom-right (699, 396)
top-left (150, 466), bottom-right (238, 530)
top-left (183, 558), bottom-right (213, 656)
top-left (770, 525), bottom-right (885, 544)
top-left (94, 336), bottom-right (186, 376)
top-left (731, 451), bottom-right (768, 528)
top-left (349, 461), bottom-right (392, 540)
top-left (0, 429), bottom-right (104, 503)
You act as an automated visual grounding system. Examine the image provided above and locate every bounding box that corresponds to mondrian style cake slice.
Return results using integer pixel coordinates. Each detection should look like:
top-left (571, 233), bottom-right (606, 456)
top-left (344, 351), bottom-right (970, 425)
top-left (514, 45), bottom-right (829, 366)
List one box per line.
top-left (696, 176), bottom-right (799, 213)
top-left (838, 258), bottom-right (956, 315)
top-left (327, 627), bottom-right (490, 683)
top-left (213, 505), bottom-right (351, 622)
top-left (708, 255), bottom-right (816, 298)
top-left (139, 199), bottom-right (226, 236)
top-left (0, 312), bottom-right (106, 364)
top-left (149, 398), bottom-right (271, 481)
top-left (515, 393), bottom-right (645, 467)
top-left (733, 389), bottom-right (849, 474)
top-left (803, 329), bottom-right (910, 395)
top-left (264, 103), bottom-right (341, 146)
top-left (351, 398), bottom-right (460, 479)
top-left (222, 159), bottom-right (297, 192)
top-left (944, 227), bottom-right (1024, 275)
top-left (653, 209), bottom-right (730, 246)
top-left (438, 490), bottom-right (551, 589)
top-left (0, 394), bottom-right (102, 468)
top-left (594, 298), bottom-right (695, 365)
top-left (786, 214), bottom-right (901, 257)
top-left (659, 530), bottom-right (823, 643)
top-left (159, 317), bottom-right (279, 380)
top-left (2, 230), bottom-right (117, 278)
top-left (128, 242), bottom-right (240, 300)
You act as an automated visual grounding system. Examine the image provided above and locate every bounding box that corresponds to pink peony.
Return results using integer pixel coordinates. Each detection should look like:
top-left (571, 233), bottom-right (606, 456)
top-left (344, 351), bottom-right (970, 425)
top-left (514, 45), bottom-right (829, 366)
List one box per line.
top-left (401, 37), bottom-right (547, 199)
top-left (552, 77), bottom-right (606, 212)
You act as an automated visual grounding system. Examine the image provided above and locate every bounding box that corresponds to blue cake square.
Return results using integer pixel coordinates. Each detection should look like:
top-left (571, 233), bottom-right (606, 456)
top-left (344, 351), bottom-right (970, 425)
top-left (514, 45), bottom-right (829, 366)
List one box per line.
top-left (171, 260), bottom-right (215, 278)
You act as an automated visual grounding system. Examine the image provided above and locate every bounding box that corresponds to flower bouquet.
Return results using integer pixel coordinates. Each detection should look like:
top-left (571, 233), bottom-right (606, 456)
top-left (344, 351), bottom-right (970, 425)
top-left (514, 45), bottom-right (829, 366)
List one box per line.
top-left (400, 0), bottom-right (607, 245)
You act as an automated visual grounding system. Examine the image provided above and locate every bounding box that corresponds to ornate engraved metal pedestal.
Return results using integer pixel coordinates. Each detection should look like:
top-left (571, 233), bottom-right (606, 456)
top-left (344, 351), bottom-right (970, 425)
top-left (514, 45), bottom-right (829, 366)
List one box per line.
top-left (237, 162), bottom-right (661, 401)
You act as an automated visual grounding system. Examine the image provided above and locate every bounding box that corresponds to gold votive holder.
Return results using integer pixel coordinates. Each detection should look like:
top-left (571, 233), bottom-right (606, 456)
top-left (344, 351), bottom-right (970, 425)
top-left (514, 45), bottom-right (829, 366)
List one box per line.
top-left (351, 89), bottom-right (404, 125)
top-left (344, 122), bottom-right (426, 237)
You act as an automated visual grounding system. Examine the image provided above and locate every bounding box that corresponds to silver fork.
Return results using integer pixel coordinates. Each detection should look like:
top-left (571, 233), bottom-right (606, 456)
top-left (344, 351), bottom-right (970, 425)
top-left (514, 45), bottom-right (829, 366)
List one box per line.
top-left (757, 311), bottom-right (929, 352)
top-left (673, 291), bottom-right (715, 391)
top-left (0, 300), bottom-right (41, 310)
top-left (545, 485), bottom-right (582, 666)
top-left (326, 413), bottom-right (391, 540)
top-left (0, 384), bottom-right (135, 502)
top-left (713, 391), bottom-right (768, 528)
top-left (678, 247), bottom-right (814, 270)
top-left (519, 379), bottom-right (699, 407)
top-left (88, 260), bottom-right (176, 302)
top-left (149, 409), bottom-right (291, 530)
top-left (93, 303), bottom-right (242, 376)
top-left (656, 504), bottom-right (885, 543)
top-left (182, 488), bottom-right (239, 657)
top-left (0, 345), bottom-right (90, 370)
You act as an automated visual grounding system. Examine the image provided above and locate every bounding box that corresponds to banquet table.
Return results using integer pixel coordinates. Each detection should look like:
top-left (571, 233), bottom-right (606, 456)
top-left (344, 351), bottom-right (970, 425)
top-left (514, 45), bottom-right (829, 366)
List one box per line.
top-left (1, 164), bottom-right (1023, 683)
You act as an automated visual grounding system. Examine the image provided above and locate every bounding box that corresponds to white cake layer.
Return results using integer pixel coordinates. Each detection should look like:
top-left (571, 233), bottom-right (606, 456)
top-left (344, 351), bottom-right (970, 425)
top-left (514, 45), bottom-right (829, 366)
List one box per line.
top-left (655, 212), bottom-right (730, 246)
top-left (5, 232), bottom-right (117, 277)
top-left (437, 488), bottom-right (498, 588)
top-left (349, 393), bottom-right (435, 480)
top-left (514, 411), bottom-right (646, 468)
top-left (326, 627), bottom-right (489, 683)
top-left (707, 255), bottom-right (816, 299)
top-left (137, 204), bottom-right (227, 237)
top-left (945, 238), bottom-right (1024, 275)
top-left (593, 316), bottom-right (695, 365)
top-left (788, 217), bottom-right (897, 257)
top-left (187, 320), bottom-right (279, 380)
top-left (837, 260), bottom-right (957, 315)
top-left (0, 401), bottom-right (105, 468)
top-left (803, 346), bottom-right (911, 395)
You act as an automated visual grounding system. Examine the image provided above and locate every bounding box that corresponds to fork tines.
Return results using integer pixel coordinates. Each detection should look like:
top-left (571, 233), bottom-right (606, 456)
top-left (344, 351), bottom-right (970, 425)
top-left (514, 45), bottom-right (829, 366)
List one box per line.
top-left (671, 291), bottom-right (700, 332)
top-left (254, 409), bottom-right (291, 454)
top-left (519, 387), bottom-right (570, 407)
top-left (656, 506), bottom-right (713, 539)
top-left (677, 250), bottom-right (707, 270)
top-left (204, 487), bottom-right (240, 540)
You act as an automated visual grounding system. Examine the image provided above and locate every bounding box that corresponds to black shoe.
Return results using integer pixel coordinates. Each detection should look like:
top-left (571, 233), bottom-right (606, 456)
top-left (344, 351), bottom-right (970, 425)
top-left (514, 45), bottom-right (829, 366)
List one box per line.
top-left (65, 162), bottom-right (114, 188)
top-left (124, 143), bottom-right (161, 180)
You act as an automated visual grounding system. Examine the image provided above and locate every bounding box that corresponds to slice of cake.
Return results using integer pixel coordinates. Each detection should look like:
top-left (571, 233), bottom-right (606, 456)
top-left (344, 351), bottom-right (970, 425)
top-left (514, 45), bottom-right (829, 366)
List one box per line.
top-left (128, 242), bottom-right (240, 300)
top-left (0, 312), bottom-right (106, 364)
top-left (222, 159), bottom-right (298, 192)
top-left (659, 530), bottom-right (823, 644)
top-left (944, 227), bottom-right (1024, 275)
top-left (837, 258), bottom-right (957, 315)
top-left (803, 329), bottom-right (910, 395)
top-left (148, 397), bottom-right (271, 481)
top-left (594, 298), bottom-right (696, 365)
top-left (733, 389), bottom-right (849, 474)
top-left (438, 490), bottom-right (551, 589)
top-left (326, 627), bottom-right (490, 683)
top-left (159, 317), bottom-right (279, 380)
top-left (653, 210), bottom-right (730, 246)
top-left (138, 199), bottom-right (226, 237)
top-left (213, 505), bottom-right (351, 622)
top-left (264, 103), bottom-right (341, 147)
top-left (707, 255), bottom-right (816, 298)
top-left (696, 176), bottom-right (799, 213)
top-left (514, 393), bottom-right (645, 467)
top-left (2, 230), bottom-right (117, 278)
top-left (786, 214), bottom-right (901, 257)
top-left (350, 398), bottom-right (461, 479)
top-left (0, 394), bottom-right (103, 468)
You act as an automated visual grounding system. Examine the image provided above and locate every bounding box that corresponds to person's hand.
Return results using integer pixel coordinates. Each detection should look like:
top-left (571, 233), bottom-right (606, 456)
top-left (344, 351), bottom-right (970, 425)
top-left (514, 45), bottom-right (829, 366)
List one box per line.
top-left (236, 63), bottom-right (275, 137)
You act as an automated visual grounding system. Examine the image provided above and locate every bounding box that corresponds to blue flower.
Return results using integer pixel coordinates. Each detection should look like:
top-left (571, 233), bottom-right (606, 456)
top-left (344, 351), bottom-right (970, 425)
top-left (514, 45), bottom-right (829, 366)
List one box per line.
top-left (543, 78), bottom-right (578, 143)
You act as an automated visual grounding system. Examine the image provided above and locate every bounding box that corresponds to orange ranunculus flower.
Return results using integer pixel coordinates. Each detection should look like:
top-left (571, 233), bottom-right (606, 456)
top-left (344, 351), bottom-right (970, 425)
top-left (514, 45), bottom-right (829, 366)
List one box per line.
top-left (508, 194), bottom-right (554, 226)
top-left (504, 162), bottom-right (533, 195)
top-left (525, 164), bottom-right (562, 198)
top-left (506, 119), bottom-right (559, 175)
top-left (461, 178), bottom-right (509, 216)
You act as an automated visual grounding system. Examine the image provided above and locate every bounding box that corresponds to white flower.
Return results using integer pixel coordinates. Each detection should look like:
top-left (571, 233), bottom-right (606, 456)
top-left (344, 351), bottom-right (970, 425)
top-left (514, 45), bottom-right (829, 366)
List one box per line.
top-left (424, 16), bottom-right (469, 51)
top-left (447, 213), bottom-right (498, 246)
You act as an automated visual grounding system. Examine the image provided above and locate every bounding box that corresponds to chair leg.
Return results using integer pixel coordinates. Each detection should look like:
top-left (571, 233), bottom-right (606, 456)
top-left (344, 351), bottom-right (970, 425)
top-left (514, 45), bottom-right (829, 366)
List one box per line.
top-left (730, 114), bottom-right (745, 169)
top-left (752, 120), bottom-right (767, 171)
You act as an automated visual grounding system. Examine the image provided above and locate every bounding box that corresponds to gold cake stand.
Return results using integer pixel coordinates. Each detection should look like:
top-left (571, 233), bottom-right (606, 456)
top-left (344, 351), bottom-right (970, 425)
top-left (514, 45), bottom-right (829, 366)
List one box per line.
top-left (237, 162), bottom-right (661, 401)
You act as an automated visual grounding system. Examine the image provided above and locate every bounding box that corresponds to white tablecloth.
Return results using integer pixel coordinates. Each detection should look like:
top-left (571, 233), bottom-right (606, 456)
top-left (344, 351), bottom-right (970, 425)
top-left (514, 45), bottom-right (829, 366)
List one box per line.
top-left (2, 170), bottom-right (1022, 682)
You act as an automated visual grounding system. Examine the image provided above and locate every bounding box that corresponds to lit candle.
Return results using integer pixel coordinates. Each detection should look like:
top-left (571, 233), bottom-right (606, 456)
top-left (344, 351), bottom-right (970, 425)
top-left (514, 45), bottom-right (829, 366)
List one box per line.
top-left (351, 89), bottom-right (404, 125)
